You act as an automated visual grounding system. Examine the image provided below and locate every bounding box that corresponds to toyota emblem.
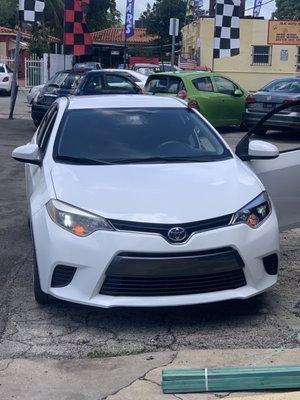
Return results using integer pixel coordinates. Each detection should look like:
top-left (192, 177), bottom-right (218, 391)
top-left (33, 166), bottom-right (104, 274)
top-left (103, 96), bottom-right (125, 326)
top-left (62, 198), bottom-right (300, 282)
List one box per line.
top-left (167, 227), bottom-right (187, 243)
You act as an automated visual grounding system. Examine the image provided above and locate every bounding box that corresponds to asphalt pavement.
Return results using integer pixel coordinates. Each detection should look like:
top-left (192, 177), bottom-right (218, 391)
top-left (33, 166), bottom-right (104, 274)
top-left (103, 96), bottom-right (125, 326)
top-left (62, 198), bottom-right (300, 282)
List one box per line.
top-left (0, 113), bottom-right (299, 361)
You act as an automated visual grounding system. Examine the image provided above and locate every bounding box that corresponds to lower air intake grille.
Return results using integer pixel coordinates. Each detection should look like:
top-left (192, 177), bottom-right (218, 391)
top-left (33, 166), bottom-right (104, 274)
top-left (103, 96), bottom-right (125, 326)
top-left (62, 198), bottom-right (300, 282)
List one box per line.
top-left (100, 269), bottom-right (246, 297)
top-left (51, 265), bottom-right (76, 288)
top-left (263, 254), bottom-right (278, 275)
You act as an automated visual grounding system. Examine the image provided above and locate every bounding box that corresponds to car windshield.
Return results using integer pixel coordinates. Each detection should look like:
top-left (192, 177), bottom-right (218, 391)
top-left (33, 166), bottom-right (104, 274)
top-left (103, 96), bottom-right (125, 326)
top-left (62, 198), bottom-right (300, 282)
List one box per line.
top-left (262, 79), bottom-right (300, 93)
top-left (49, 72), bottom-right (81, 89)
top-left (74, 63), bottom-right (98, 69)
top-left (54, 108), bottom-right (231, 164)
top-left (135, 67), bottom-right (159, 76)
top-left (0, 66), bottom-right (5, 73)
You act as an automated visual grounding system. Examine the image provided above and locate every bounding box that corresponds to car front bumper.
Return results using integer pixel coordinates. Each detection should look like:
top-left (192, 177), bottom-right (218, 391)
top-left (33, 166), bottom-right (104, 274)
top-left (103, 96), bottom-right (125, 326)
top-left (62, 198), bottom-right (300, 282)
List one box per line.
top-left (32, 207), bottom-right (280, 308)
top-left (244, 110), bottom-right (300, 130)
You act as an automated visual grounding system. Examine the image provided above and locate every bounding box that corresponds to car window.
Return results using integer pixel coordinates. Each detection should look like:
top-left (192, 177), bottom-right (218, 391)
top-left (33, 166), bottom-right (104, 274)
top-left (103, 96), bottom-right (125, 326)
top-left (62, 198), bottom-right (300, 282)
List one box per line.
top-left (214, 76), bottom-right (237, 95)
top-left (36, 106), bottom-right (57, 146)
top-left (40, 109), bottom-right (58, 152)
top-left (262, 79), bottom-right (300, 93)
top-left (54, 108), bottom-right (231, 164)
top-left (86, 75), bottom-right (104, 90)
top-left (50, 72), bottom-right (80, 89)
top-left (193, 77), bottom-right (214, 92)
top-left (105, 74), bottom-right (136, 91)
top-left (146, 77), bottom-right (185, 94)
top-left (0, 66), bottom-right (5, 73)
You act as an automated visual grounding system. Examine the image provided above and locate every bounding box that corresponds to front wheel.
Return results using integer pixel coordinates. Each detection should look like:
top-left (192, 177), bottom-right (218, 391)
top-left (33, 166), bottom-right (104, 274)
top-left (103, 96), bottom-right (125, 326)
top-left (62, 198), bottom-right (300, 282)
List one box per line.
top-left (33, 248), bottom-right (51, 305)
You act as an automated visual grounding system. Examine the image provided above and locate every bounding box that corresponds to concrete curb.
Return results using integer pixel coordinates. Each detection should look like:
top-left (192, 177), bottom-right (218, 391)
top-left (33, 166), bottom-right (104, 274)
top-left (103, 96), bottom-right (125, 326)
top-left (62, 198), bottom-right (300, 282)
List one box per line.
top-left (0, 349), bottom-right (299, 400)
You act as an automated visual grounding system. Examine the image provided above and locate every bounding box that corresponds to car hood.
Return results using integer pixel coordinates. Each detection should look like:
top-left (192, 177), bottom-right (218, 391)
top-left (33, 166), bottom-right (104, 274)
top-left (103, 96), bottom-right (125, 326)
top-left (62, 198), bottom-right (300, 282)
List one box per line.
top-left (50, 159), bottom-right (263, 223)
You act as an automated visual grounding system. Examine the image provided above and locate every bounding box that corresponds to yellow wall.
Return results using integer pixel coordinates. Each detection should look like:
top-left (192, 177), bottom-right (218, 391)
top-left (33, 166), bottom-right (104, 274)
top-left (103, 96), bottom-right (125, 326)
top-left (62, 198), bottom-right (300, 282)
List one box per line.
top-left (182, 18), bottom-right (299, 91)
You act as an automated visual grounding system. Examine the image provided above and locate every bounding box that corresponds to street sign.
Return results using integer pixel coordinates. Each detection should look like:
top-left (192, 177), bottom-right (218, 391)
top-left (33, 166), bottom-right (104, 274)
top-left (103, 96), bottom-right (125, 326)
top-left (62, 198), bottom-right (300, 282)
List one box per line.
top-left (169, 18), bottom-right (179, 37)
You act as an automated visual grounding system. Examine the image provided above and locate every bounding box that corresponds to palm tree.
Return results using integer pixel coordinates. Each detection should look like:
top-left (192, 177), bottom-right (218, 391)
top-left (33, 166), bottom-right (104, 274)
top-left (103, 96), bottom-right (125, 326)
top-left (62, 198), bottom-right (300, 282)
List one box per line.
top-left (44, 0), bottom-right (64, 38)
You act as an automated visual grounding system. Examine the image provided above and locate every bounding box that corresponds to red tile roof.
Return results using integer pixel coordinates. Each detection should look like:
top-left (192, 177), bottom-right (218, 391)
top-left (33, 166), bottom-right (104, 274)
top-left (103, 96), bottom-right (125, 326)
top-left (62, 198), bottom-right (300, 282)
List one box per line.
top-left (92, 27), bottom-right (158, 45)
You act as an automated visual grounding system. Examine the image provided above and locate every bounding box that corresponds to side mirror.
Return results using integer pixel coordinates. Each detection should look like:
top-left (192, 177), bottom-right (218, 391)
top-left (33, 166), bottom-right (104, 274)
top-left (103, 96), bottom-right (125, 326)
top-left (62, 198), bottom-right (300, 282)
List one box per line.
top-left (236, 139), bottom-right (279, 161)
top-left (248, 140), bottom-right (279, 159)
top-left (233, 88), bottom-right (243, 96)
top-left (12, 144), bottom-right (41, 166)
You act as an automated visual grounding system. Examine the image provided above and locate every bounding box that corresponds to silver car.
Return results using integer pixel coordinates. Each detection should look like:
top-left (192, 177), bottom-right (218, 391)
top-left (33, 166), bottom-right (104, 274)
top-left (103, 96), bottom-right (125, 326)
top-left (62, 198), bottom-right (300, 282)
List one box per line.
top-left (245, 76), bottom-right (300, 134)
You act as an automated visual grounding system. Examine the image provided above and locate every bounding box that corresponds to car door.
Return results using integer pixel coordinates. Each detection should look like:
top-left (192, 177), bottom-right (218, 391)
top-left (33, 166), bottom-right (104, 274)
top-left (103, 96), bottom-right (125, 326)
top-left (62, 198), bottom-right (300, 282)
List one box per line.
top-left (240, 102), bottom-right (300, 230)
top-left (213, 75), bottom-right (245, 125)
top-left (26, 106), bottom-right (58, 204)
top-left (188, 76), bottom-right (223, 126)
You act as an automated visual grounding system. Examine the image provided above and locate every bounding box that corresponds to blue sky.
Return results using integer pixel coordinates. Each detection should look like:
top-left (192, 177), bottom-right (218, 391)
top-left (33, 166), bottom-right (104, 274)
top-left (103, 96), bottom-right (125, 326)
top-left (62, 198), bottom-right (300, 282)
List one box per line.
top-left (116, 0), bottom-right (276, 20)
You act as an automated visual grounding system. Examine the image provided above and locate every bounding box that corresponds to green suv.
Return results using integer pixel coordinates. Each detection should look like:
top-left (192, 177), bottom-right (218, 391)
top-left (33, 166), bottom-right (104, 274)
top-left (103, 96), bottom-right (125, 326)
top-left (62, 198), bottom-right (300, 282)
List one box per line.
top-left (145, 72), bottom-right (249, 128)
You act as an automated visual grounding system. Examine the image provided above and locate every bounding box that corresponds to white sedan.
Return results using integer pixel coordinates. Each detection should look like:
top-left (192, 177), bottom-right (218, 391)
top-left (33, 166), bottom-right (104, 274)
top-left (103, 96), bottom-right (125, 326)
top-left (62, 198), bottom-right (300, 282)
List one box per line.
top-left (12, 96), bottom-right (300, 308)
top-left (0, 63), bottom-right (12, 95)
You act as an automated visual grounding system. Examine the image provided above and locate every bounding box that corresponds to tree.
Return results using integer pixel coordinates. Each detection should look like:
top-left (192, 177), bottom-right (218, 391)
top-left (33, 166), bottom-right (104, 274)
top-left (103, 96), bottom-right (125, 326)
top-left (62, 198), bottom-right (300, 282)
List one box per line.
top-left (273, 0), bottom-right (300, 20)
top-left (139, 0), bottom-right (188, 44)
top-left (28, 23), bottom-right (49, 57)
top-left (0, 0), bottom-right (17, 28)
top-left (0, 0), bottom-right (120, 38)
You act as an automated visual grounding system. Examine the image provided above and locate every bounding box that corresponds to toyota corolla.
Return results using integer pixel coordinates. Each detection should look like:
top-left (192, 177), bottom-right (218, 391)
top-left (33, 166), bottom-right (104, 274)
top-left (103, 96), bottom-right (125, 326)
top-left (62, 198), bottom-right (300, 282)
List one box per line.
top-left (12, 96), bottom-right (300, 307)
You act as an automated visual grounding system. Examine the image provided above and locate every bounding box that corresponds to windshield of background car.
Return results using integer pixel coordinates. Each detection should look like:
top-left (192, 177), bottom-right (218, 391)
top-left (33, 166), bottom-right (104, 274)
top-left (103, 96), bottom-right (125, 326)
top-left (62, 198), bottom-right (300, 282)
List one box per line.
top-left (135, 67), bottom-right (160, 76)
top-left (262, 79), bottom-right (300, 93)
top-left (145, 76), bottom-right (185, 94)
top-left (54, 108), bottom-right (231, 164)
top-left (49, 72), bottom-right (81, 89)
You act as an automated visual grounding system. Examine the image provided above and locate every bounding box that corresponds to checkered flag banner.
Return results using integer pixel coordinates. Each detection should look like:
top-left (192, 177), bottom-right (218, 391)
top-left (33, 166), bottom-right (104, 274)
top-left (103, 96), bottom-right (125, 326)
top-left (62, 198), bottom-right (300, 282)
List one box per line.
top-left (213, 0), bottom-right (240, 59)
top-left (19, 0), bottom-right (45, 23)
top-left (64, 0), bottom-right (93, 56)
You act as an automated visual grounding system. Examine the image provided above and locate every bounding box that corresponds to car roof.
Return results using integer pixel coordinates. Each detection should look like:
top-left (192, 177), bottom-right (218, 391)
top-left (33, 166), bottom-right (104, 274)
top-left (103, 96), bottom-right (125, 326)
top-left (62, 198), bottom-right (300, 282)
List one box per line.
top-left (67, 95), bottom-right (186, 110)
top-left (149, 71), bottom-right (212, 79)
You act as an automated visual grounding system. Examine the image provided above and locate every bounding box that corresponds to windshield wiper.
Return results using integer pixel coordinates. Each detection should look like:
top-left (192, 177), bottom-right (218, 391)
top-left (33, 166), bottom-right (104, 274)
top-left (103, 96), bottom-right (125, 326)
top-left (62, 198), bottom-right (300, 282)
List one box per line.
top-left (111, 156), bottom-right (227, 164)
top-left (55, 155), bottom-right (112, 165)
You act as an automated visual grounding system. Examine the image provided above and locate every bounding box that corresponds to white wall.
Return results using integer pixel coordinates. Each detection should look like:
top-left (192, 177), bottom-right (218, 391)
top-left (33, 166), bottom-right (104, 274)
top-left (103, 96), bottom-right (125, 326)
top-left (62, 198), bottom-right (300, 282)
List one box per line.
top-left (42, 53), bottom-right (73, 83)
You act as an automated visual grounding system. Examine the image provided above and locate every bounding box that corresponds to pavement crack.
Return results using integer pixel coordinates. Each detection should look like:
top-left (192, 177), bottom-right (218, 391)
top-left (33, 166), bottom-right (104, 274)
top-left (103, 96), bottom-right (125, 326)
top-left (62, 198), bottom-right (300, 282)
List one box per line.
top-left (100, 352), bottom-right (177, 400)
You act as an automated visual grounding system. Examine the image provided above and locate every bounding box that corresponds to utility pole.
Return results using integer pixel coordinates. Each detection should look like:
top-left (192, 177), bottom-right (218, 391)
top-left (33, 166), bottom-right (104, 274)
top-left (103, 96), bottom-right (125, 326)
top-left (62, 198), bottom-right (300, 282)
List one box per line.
top-left (9, 28), bottom-right (21, 120)
top-left (169, 18), bottom-right (179, 70)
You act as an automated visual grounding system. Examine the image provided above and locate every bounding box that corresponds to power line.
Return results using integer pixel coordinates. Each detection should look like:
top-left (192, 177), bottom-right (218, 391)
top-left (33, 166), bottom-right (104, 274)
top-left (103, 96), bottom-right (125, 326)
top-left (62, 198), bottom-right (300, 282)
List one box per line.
top-left (245, 0), bottom-right (275, 13)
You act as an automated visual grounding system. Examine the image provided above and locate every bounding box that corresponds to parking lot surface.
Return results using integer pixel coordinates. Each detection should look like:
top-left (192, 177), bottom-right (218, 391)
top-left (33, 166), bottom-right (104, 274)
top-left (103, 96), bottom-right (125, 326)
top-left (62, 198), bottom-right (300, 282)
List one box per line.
top-left (0, 115), bottom-right (299, 360)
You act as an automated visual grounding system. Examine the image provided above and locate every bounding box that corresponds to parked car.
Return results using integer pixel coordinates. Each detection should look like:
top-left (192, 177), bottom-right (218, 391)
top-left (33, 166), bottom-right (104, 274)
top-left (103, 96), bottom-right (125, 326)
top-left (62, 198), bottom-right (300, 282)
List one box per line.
top-left (73, 62), bottom-right (101, 71)
top-left (12, 96), bottom-right (300, 307)
top-left (159, 63), bottom-right (182, 72)
top-left (132, 63), bottom-right (161, 76)
top-left (103, 69), bottom-right (147, 90)
top-left (31, 69), bottom-right (83, 127)
top-left (245, 76), bottom-right (300, 134)
top-left (74, 70), bottom-right (143, 95)
top-left (145, 72), bottom-right (249, 128)
top-left (32, 70), bottom-right (142, 126)
top-left (27, 84), bottom-right (45, 105)
top-left (0, 63), bottom-right (13, 95)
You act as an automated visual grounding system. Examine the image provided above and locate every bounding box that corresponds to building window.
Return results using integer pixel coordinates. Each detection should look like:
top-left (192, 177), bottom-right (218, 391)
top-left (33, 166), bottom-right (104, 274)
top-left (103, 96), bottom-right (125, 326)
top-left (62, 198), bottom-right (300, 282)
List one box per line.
top-left (251, 45), bottom-right (272, 66)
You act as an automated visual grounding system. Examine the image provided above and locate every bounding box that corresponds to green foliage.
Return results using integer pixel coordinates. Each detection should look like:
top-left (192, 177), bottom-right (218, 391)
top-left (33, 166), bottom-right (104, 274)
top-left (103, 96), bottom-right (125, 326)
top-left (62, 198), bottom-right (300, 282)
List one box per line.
top-left (0, 0), bottom-right (121, 39)
top-left (140, 0), bottom-right (201, 43)
top-left (273, 0), bottom-right (300, 19)
top-left (28, 23), bottom-right (49, 57)
top-left (0, 0), bottom-right (17, 28)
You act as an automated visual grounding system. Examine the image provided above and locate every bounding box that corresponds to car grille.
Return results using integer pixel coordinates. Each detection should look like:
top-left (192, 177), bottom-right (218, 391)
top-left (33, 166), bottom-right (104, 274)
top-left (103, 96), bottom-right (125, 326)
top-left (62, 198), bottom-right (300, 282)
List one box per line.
top-left (108, 214), bottom-right (233, 243)
top-left (100, 247), bottom-right (246, 297)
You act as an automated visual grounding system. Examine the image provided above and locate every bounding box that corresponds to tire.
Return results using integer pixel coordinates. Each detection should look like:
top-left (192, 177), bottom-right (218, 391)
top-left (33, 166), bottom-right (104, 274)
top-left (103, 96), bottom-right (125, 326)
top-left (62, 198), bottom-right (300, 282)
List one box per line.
top-left (7, 90), bottom-right (11, 96)
top-left (33, 247), bottom-right (51, 305)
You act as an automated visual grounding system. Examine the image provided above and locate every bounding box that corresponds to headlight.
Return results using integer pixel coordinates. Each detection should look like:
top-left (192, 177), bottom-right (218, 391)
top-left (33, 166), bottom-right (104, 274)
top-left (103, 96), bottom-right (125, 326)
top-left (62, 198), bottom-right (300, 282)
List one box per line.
top-left (231, 192), bottom-right (271, 229)
top-left (46, 199), bottom-right (114, 237)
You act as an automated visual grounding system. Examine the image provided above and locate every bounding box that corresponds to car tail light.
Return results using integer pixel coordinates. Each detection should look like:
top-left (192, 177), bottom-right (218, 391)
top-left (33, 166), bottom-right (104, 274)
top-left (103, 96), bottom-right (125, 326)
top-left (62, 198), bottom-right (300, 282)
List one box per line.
top-left (245, 95), bottom-right (256, 105)
top-left (188, 100), bottom-right (201, 112)
top-left (2, 76), bottom-right (9, 82)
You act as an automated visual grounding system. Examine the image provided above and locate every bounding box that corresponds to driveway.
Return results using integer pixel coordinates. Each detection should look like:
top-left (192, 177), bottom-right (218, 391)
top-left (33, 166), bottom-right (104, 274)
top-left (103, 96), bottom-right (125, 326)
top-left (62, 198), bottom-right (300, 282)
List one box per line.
top-left (0, 118), bottom-right (299, 360)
